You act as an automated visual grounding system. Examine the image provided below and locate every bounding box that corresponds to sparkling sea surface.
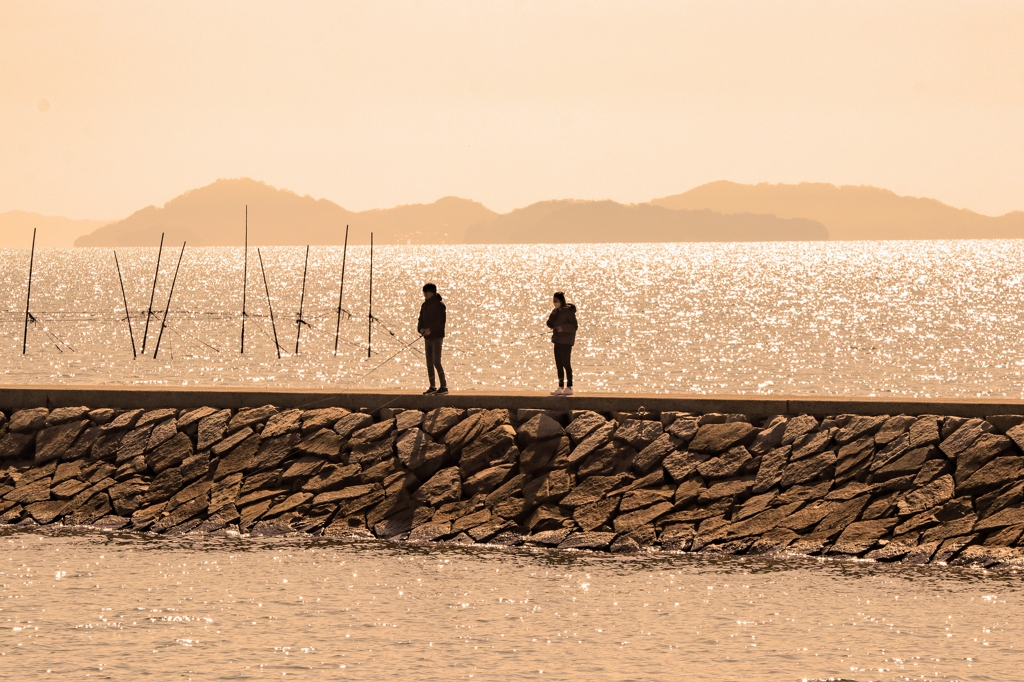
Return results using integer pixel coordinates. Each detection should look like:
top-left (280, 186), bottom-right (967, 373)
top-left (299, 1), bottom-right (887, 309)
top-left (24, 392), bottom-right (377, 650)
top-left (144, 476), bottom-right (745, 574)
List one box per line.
top-left (1, 241), bottom-right (1023, 397)
top-left (3, 242), bottom-right (1024, 679)
top-left (1, 528), bottom-right (1022, 681)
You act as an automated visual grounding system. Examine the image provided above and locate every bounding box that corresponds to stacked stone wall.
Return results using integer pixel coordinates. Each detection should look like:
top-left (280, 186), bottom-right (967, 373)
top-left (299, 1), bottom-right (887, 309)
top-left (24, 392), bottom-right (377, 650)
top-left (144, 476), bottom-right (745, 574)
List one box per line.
top-left (2, 403), bottom-right (1024, 568)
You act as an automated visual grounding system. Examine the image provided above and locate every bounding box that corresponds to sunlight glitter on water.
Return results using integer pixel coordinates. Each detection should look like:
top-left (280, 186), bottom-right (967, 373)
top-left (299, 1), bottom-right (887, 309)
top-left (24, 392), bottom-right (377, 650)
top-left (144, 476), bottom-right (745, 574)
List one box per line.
top-left (1, 529), bottom-right (1021, 680)
top-left (1, 241), bottom-right (1023, 397)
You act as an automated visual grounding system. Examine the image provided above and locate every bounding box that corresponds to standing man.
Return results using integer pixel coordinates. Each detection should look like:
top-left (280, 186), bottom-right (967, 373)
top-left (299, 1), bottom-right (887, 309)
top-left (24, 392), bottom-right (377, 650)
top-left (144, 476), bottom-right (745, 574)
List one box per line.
top-left (418, 282), bottom-right (448, 395)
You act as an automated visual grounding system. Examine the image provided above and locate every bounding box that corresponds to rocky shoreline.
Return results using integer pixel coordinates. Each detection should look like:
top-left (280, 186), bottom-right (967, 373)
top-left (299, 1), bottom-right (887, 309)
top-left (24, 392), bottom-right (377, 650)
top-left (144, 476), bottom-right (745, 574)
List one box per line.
top-left (2, 403), bottom-right (1023, 569)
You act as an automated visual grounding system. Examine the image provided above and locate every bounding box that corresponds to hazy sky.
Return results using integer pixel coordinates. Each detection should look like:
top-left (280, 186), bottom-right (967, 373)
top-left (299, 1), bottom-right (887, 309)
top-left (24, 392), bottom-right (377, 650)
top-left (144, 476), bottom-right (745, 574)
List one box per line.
top-left (2, 1), bottom-right (1023, 219)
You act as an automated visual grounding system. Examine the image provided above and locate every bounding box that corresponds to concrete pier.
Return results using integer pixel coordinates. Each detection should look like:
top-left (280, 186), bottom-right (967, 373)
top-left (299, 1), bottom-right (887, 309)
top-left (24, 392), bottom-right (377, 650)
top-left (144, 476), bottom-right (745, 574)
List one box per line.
top-left (2, 385), bottom-right (1023, 568)
top-left (2, 384), bottom-right (1024, 418)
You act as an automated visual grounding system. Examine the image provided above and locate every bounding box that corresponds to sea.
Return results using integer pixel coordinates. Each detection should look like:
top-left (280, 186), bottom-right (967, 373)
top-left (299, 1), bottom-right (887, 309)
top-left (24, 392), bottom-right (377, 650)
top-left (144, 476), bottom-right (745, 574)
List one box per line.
top-left (2, 241), bottom-right (1023, 680)
top-left (1, 241), bottom-right (1023, 397)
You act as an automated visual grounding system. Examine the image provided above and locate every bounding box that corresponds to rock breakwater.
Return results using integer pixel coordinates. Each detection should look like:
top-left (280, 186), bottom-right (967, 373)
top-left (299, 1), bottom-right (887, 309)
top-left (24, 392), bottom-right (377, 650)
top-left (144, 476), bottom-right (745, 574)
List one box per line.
top-left (2, 402), bottom-right (1024, 568)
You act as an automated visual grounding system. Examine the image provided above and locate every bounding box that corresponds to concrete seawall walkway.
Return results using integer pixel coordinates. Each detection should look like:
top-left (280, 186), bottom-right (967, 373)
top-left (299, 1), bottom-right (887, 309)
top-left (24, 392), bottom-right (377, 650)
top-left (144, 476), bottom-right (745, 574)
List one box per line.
top-left (1, 385), bottom-right (1023, 418)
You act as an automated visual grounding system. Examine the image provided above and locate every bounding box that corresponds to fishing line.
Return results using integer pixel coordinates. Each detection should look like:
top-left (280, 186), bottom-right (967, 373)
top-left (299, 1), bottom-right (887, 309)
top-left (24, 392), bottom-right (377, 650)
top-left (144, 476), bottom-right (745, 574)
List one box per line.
top-left (370, 314), bottom-right (424, 356)
top-left (248, 317), bottom-right (286, 355)
top-left (288, 334), bottom-right (424, 411)
top-left (164, 323), bottom-right (222, 353)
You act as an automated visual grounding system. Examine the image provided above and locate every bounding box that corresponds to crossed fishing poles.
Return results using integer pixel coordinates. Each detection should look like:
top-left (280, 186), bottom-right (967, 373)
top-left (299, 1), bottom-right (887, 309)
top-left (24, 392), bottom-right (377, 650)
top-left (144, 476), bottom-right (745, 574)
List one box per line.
top-left (18, 210), bottom-right (420, 373)
top-left (17, 212), bottom-right (549, 386)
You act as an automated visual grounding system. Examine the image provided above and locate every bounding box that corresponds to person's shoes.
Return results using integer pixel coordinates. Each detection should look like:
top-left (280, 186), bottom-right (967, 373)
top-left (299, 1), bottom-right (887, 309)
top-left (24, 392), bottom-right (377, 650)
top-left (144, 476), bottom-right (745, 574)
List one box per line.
top-left (435, 386), bottom-right (449, 395)
top-left (423, 387), bottom-right (437, 395)
top-left (550, 387), bottom-right (565, 396)
top-left (562, 387), bottom-right (574, 396)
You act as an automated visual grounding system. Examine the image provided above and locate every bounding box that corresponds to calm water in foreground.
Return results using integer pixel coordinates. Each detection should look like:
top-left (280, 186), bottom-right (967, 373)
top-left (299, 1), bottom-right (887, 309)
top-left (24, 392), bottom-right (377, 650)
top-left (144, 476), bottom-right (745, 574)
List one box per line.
top-left (1, 528), bottom-right (1021, 681)
top-left (1, 241), bottom-right (1024, 397)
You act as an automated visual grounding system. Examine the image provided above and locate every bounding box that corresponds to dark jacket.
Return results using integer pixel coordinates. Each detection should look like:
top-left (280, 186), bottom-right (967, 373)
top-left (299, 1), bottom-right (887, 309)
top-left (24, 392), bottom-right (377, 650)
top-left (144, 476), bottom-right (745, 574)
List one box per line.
top-left (546, 304), bottom-right (578, 345)
top-left (418, 294), bottom-right (447, 339)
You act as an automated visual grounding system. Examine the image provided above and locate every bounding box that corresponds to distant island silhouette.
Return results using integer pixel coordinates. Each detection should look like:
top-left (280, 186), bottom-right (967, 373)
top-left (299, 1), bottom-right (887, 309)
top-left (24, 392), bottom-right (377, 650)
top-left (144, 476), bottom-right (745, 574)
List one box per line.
top-left (0, 211), bottom-right (111, 249)
top-left (71, 178), bottom-right (826, 247)
top-left (3, 177), bottom-right (1023, 248)
top-left (652, 181), bottom-right (1024, 241)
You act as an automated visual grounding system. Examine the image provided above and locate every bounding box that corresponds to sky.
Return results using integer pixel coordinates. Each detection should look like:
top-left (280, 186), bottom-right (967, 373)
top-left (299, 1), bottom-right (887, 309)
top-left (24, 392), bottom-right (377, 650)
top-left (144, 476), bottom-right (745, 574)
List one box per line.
top-left (2, 1), bottom-right (1023, 220)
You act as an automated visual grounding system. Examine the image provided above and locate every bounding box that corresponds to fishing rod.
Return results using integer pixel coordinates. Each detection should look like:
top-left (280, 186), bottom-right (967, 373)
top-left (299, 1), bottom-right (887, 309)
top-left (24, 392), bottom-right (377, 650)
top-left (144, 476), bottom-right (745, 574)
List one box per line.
top-left (22, 228), bottom-right (36, 354)
top-left (141, 232), bottom-right (164, 354)
top-left (258, 247), bottom-right (282, 359)
top-left (152, 241), bottom-right (186, 359)
top-left (369, 313), bottom-right (424, 356)
top-left (241, 205), bottom-right (248, 354)
top-left (349, 333), bottom-right (423, 385)
top-left (333, 224), bottom-right (349, 355)
top-left (113, 250), bottom-right (137, 358)
top-left (295, 245), bottom-right (310, 354)
top-left (286, 333), bottom-right (425, 413)
top-left (367, 232), bottom-right (374, 358)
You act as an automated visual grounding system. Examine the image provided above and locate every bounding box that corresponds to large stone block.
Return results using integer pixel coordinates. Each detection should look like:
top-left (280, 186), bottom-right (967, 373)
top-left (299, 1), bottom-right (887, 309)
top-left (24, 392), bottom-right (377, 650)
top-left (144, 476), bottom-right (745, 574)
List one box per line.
top-left (780, 450), bottom-right (836, 488)
top-left (954, 434), bottom-right (1013, 485)
top-left (227, 405), bottom-right (277, 433)
top-left (829, 518), bottom-right (897, 555)
top-left (573, 496), bottom-right (619, 532)
top-left (558, 531), bottom-right (616, 551)
top-left (897, 475), bottom-right (954, 516)
top-left (874, 415), bottom-right (915, 445)
top-left (45, 406), bottom-right (89, 427)
top-left (115, 424), bottom-right (154, 465)
top-left (300, 407), bottom-right (350, 434)
top-left (565, 411), bottom-right (609, 445)
top-left (34, 420), bottom-right (88, 464)
top-left (413, 467), bottom-right (462, 507)
top-left (261, 410), bottom-right (303, 439)
top-left (100, 409), bottom-right (143, 433)
top-left (834, 415), bottom-right (887, 445)
top-left (517, 414), bottom-right (564, 446)
top-left (560, 474), bottom-right (630, 508)
top-left (634, 433), bottom-right (676, 475)
top-left (248, 433), bottom-right (301, 473)
top-left (566, 421), bottom-right (617, 465)
top-left (333, 412), bottom-right (374, 439)
top-left (421, 407), bottom-right (464, 438)
top-left (752, 445), bottom-right (790, 493)
top-left (957, 456), bottom-right (1024, 495)
top-left (0, 432), bottom-right (35, 458)
top-left (781, 415), bottom-right (818, 445)
top-left (614, 419), bottom-right (663, 450)
top-left (9, 408), bottom-right (48, 433)
top-left (696, 446), bottom-right (751, 480)
top-left (459, 427), bottom-right (515, 478)
top-left (197, 409), bottom-right (231, 450)
top-left (523, 469), bottom-right (573, 504)
top-left (689, 422), bottom-right (756, 454)
top-left (464, 465), bottom-right (514, 498)
top-left (145, 418), bottom-right (178, 452)
top-left (939, 418), bottom-right (995, 458)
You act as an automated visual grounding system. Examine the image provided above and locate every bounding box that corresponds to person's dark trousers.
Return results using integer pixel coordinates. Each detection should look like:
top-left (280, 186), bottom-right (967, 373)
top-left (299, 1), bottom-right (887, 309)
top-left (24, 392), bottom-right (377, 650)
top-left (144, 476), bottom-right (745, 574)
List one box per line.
top-left (425, 337), bottom-right (446, 389)
top-left (553, 342), bottom-right (573, 388)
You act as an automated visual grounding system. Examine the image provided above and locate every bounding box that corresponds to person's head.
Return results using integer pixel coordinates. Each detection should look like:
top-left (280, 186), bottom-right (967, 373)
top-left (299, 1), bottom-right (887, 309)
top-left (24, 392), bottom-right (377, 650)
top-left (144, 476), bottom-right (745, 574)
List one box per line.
top-left (423, 282), bottom-right (437, 299)
top-left (553, 292), bottom-right (566, 308)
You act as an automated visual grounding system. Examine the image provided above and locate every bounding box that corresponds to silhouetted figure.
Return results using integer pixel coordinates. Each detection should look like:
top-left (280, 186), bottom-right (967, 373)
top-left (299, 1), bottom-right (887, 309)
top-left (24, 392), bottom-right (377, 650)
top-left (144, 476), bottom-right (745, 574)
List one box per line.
top-left (418, 283), bottom-right (448, 394)
top-left (546, 292), bottom-right (578, 396)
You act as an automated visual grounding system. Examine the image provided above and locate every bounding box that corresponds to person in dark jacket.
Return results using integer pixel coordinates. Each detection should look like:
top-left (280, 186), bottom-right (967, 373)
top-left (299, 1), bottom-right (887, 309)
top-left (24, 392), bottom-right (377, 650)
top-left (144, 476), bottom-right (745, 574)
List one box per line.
top-left (417, 283), bottom-right (448, 394)
top-left (546, 292), bottom-right (578, 396)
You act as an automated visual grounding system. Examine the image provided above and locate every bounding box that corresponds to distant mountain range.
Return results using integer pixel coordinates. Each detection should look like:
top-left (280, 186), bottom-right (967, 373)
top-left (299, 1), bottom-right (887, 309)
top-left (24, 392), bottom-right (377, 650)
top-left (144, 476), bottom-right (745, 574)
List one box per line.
top-left (652, 181), bottom-right (1024, 241)
top-left (71, 178), bottom-right (825, 247)
top-left (0, 211), bottom-right (112, 249)
top-left (2, 177), bottom-right (1022, 248)
top-left (465, 199), bottom-right (824, 243)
